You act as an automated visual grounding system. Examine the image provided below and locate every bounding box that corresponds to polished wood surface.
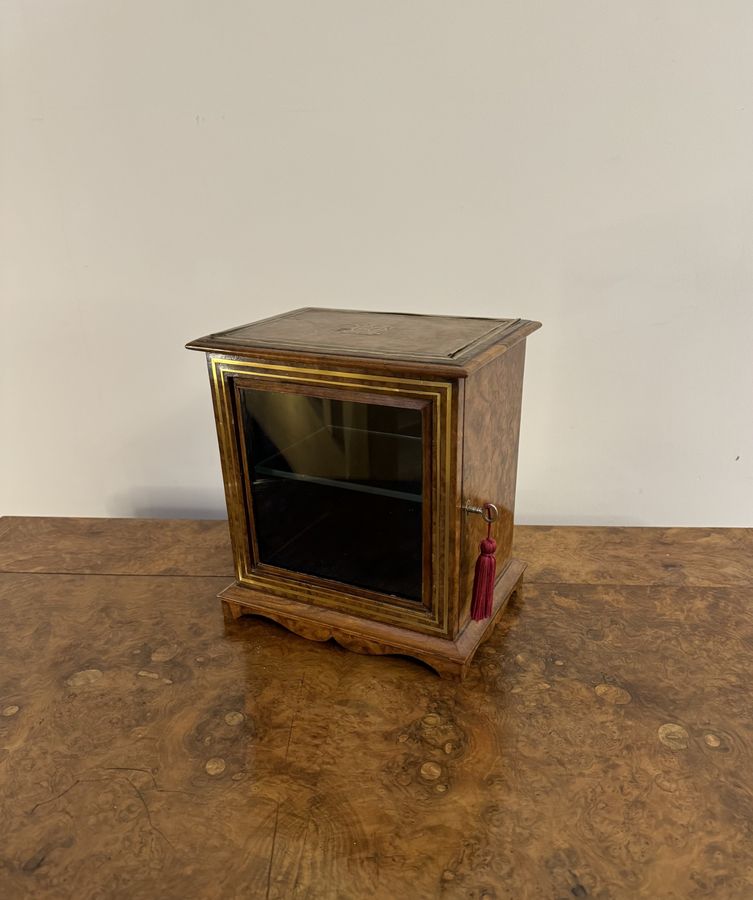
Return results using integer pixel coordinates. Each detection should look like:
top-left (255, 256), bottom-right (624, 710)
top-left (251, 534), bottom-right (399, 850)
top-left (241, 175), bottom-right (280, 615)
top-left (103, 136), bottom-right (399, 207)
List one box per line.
top-left (187, 307), bottom-right (542, 373)
top-left (2, 517), bottom-right (752, 898)
top-left (459, 341), bottom-right (526, 624)
top-left (0, 516), bottom-right (234, 576)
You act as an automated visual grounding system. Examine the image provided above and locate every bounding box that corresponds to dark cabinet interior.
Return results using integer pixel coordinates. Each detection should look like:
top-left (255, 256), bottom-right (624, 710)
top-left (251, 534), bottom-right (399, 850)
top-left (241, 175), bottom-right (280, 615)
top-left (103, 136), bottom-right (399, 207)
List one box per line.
top-left (238, 387), bottom-right (424, 601)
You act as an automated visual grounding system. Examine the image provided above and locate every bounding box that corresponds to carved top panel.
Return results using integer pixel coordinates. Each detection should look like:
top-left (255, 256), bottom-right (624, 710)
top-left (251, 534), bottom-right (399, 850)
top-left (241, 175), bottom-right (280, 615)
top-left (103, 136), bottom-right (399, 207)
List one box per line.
top-left (187, 307), bottom-right (540, 369)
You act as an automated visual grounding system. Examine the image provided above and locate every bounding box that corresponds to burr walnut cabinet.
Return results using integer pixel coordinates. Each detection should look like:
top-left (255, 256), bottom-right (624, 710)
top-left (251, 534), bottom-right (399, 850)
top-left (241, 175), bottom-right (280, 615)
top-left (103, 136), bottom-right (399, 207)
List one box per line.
top-left (187, 307), bottom-right (540, 678)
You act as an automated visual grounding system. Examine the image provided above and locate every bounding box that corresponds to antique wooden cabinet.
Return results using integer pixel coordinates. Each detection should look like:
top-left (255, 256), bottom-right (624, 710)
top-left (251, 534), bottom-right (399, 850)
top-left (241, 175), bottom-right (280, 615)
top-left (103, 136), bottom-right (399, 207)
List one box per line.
top-left (187, 308), bottom-right (540, 678)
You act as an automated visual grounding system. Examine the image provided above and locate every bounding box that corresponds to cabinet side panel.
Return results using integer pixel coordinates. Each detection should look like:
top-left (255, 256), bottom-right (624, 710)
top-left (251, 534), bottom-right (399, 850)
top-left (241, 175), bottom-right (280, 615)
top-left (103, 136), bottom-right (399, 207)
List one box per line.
top-left (459, 341), bottom-right (526, 626)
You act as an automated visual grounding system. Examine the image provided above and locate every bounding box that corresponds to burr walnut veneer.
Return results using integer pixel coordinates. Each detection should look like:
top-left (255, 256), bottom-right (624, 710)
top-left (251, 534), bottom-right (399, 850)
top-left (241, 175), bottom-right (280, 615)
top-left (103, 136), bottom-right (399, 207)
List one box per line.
top-left (2, 517), bottom-right (752, 898)
top-left (188, 308), bottom-right (540, 677)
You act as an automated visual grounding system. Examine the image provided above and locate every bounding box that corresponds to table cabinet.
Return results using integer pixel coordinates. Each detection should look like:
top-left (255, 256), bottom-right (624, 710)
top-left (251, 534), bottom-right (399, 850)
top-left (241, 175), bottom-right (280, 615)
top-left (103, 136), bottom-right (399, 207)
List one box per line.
top-left (187, 307), bottom-right (540, 678)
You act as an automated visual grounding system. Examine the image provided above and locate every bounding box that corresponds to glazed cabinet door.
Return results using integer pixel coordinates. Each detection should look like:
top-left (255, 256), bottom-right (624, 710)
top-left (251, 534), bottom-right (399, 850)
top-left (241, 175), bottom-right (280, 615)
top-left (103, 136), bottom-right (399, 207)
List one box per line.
top-left (206, 356), bottom-right (458, 637)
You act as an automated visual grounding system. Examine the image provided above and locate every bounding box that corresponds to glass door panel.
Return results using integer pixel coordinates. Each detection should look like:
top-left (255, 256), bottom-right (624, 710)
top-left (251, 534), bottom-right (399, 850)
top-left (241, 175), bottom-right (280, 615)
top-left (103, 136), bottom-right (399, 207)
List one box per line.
top-left (238, 387), bottom-right (425, 601)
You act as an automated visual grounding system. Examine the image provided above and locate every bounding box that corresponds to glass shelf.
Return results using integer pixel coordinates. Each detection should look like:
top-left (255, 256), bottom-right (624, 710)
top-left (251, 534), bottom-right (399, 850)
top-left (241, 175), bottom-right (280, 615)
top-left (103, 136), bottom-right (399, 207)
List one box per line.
top-left (254, 425), bottom-right (423, 503)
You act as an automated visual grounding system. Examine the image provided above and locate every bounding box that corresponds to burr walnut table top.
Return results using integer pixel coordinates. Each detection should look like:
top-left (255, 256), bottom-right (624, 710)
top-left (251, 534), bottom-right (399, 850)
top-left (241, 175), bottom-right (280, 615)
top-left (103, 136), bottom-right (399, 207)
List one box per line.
top-left (1, 516), bottom-right (752, 899)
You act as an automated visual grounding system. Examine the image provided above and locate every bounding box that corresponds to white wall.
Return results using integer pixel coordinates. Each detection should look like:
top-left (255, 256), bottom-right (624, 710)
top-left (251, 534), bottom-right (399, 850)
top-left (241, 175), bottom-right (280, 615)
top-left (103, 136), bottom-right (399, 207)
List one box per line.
top-left (2, 1), bottom-right (752, 525)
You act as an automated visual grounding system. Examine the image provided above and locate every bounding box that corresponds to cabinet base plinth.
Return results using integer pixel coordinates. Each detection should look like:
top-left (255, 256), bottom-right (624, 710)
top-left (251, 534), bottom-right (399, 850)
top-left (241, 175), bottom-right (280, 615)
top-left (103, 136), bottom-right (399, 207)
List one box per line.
top-left (218, 560), bottom-right (525, 680)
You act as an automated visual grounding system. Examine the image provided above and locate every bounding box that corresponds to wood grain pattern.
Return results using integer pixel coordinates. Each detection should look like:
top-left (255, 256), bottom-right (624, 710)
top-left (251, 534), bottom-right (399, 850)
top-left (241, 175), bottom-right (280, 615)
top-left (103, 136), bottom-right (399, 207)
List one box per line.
top-left (1, 518), bottom-right (752, 898)
top-left (0, 517), bottom-right (234, 576)
top-left (514, 524), bottom-right (753, 587)
top-left (460, 341), bottom-right (526, 625)
top-left (186, 306), bottom-right (541, 374)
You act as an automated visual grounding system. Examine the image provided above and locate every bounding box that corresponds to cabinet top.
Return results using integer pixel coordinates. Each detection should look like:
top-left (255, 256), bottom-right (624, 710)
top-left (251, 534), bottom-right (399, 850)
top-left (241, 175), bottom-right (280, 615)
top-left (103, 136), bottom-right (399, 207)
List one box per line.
top-left (187, 307), bottom-right (541, 373)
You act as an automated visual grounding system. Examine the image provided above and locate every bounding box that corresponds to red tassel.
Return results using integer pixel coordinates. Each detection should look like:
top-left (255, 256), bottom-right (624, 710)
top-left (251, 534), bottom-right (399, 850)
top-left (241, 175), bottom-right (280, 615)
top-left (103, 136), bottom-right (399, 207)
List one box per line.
top-left (471, 537), bottom-right (497, 621)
